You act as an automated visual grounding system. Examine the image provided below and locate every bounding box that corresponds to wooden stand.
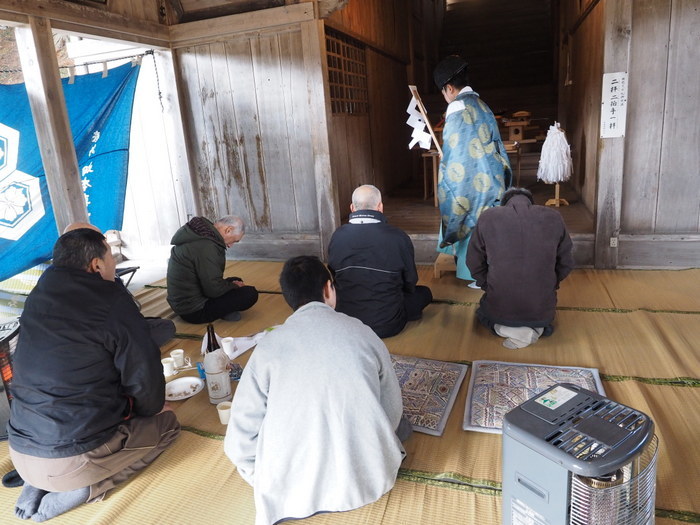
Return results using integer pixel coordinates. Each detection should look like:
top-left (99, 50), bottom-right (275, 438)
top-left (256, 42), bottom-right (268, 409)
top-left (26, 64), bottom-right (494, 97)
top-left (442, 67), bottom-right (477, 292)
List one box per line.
top-left (433, 252), bottom-right (456, 279)
top-left (545, 183), bottom-right (569, 207)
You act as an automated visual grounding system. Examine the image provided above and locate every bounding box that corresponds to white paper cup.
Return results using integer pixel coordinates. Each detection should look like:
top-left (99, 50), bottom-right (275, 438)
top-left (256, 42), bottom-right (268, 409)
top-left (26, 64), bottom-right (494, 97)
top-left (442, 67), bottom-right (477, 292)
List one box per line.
top-left (161, 357), bottom-right (176, 377)
top-left (216, 401), bottom-right (232, 424)
top-left (170, 349), bottom-right (185, 368)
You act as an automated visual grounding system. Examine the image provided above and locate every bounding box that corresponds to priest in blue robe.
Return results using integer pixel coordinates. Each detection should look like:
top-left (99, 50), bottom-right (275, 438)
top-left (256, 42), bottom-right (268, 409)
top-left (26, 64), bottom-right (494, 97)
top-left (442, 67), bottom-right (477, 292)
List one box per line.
top-left (433, 56), bottom-right (512, 283)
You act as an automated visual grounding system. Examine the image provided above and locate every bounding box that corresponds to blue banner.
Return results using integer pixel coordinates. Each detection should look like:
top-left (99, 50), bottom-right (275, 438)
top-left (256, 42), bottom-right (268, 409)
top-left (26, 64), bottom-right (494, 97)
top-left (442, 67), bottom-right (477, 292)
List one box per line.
top-left (0, 62), bottom-right (140, 281)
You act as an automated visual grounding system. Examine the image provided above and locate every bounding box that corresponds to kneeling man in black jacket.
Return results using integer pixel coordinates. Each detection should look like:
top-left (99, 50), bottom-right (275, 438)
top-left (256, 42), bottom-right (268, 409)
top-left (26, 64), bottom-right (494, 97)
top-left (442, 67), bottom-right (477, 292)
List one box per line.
top-left (328, 185), bottom-right (432, 338)
top-left (7, 228), bottom-right (180, 521)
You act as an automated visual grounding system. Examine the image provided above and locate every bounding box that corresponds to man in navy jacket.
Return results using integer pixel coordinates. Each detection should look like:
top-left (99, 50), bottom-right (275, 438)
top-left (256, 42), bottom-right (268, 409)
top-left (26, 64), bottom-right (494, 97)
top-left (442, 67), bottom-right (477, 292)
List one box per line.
top-left (328, 185), bottom-right (432, 338)
top-left (7, 228), bottom-right (180, 521)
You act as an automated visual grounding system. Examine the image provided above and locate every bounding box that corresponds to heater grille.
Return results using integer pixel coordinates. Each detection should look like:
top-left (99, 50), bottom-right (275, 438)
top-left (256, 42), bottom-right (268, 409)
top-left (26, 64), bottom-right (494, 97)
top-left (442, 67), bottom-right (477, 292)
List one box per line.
top-left (569, 435), bottom-right (658, 525)
top-left (545, 399), bottom-right (649, 462)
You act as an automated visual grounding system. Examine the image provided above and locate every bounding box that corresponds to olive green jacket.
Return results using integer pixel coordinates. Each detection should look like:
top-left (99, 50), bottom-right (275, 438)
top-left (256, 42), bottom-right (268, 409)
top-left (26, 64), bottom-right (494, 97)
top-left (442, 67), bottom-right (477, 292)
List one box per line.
top-left (166, 217), bottom-right (235, 315)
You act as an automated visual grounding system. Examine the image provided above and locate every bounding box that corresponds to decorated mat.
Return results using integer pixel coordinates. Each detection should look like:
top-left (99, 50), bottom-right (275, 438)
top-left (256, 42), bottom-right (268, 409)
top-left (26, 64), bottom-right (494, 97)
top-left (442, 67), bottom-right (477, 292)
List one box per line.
top-left (391, 354), bottom-right (468, 436)
top-left (463, 360), bottom-right (605, 433)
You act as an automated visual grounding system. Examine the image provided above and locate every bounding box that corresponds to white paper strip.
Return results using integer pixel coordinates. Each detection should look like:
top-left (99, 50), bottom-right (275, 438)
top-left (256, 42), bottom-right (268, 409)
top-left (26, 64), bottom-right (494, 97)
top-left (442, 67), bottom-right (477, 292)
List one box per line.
top-left (406, 96), bottom-right (433, 150)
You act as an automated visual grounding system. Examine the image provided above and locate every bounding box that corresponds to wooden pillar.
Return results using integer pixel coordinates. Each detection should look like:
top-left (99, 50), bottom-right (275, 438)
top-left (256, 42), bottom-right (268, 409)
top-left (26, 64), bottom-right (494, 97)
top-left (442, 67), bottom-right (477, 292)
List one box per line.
top-left (300, 18), bottom-right (340, 259)
top-left (594, 0), bottom-right (631, 269)
top-left (14, 16), bottom-right (88, 234)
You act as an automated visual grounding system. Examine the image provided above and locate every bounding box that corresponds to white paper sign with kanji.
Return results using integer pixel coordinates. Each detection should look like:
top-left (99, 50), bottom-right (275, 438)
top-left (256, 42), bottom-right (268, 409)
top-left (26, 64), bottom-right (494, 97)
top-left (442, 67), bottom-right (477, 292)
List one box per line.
top-left (600, 72), bottom-right (628, 138)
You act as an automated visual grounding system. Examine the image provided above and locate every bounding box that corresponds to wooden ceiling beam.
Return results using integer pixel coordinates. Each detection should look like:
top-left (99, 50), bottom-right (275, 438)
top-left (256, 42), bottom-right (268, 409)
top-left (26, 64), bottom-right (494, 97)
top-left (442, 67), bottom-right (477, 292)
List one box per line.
top-left (169, 2), bottom-right (313, 48)
top-left (0, 0), bottom-right (169, 47)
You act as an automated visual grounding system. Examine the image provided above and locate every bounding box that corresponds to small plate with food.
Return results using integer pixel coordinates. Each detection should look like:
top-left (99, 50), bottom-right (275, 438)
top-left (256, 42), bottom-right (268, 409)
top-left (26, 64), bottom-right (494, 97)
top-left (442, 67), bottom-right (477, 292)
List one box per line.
top-left (165, 377), bottom-right (204, 401)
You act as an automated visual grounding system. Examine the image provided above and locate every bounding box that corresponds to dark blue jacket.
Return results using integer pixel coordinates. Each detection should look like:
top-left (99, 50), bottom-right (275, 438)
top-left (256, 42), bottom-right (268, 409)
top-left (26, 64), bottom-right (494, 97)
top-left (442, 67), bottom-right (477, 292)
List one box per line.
top-left (328, 210), bottom-right (418, 337)
top-left (8, 266), bottom-right (164, 458)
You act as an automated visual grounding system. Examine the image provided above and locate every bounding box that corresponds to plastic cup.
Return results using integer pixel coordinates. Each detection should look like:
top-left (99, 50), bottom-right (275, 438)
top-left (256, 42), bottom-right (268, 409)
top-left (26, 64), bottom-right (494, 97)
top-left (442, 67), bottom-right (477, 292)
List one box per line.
top-left (170, 349), bottom-right (185, 368)
top-left (217, 401), bottom-right (232, 424)
top-left (161, 357), bottom-right (176, 376)
top-left (221, 337), bottom-right (235, 358)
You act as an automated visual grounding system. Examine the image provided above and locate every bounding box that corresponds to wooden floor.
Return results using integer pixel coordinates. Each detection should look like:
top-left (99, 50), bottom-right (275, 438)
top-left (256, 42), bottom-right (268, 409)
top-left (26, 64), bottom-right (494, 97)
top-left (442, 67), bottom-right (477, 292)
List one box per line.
top-left (383, 175), bottom-right (594, 235)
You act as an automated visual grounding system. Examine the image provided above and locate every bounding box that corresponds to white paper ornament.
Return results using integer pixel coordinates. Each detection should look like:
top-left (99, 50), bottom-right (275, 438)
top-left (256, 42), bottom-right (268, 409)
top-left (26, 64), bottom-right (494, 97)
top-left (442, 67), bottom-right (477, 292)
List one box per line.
top-left (537, 122), bottom-right (572, 184)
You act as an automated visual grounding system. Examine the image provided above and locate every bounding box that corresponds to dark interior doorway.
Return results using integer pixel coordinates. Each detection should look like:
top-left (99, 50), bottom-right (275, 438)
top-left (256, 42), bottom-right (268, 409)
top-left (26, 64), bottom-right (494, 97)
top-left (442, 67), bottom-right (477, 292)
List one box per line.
top-left (388, 0), bottom-right (593, 237)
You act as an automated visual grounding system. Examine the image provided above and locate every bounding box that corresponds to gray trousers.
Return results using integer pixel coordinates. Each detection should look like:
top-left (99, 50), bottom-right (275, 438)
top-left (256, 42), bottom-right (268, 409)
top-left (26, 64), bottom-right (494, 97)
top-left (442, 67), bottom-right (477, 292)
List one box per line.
top-left (10, 411), bottom-right (180, 502)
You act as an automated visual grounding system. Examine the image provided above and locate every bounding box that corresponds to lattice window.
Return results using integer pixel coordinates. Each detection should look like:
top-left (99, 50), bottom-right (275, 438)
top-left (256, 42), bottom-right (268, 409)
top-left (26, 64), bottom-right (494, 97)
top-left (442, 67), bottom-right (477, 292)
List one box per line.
top-left (326, 29), bottom-right (368, 115)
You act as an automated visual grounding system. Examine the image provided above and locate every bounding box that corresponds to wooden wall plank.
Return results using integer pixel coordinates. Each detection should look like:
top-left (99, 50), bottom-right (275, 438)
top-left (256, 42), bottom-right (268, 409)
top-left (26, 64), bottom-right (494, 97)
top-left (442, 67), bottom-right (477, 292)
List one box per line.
top-left (621, 0), bottom-right (671, 233)
top-left (594, 0), bottom-right (632, 268)
top-left (174, 46), bottom-right (217, 220)
top-left (128, 0), bottom-right (148, 23)
top-left (224, 38), bottom-right (272, 231)
top-left (14, 17), bottom-right (88, 232)
top-left (300, 19), bottom-right (339, 257)
top-left (618, 235), bottom-right (700, 269)
top-left (328, 116), bottom-right (351, 216)
top-left (347, 115), bottom-right (373, 190)
top-left (250, 33), bottom-right (298, 230)
top-left (209, 41), bottom-right (249, 221)
top-left (328, 114), bottom-right (372, 213)
top-left (174, 20), bottom-right (327, 245)
top-left (110, 0), bottom-right (129, 18)
top-left (198, 40), bottom-right (259, 227)
top-left (278, 29), bottom-right (319, 232)
top-left (324, 0), bottom-right (409, 63)
top-left (654, 0), bottom-right (700, 233)
top-left (192, 44), bottom-right (223, 219)
top-left (203, 43), bottom-right (252, 226)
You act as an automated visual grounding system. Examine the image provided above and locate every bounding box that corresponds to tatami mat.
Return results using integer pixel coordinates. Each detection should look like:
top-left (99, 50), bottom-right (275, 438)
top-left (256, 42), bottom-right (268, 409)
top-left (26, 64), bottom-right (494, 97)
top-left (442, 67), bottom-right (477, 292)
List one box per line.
top-left (1, 262), bottom-right (698, 524)
top-left (0, 433), bottom-right (255, 525)
top-left (384, 304), bottom-right (700, 380)
top-left (418, 266), bottom-right (700, 312)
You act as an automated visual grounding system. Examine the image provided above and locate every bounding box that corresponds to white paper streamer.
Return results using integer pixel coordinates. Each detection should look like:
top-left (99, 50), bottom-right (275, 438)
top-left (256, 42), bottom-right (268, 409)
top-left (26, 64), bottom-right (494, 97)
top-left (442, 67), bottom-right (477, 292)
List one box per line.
top-left (537, 122), bottom-right (572, 183)
top-left (406, 96), bottom-right (433, 150)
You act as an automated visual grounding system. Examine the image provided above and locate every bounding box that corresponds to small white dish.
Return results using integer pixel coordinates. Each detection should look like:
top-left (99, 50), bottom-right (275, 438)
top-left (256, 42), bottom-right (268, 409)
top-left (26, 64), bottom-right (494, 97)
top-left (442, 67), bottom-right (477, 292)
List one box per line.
top-left (165, 377), bottom-right (204, 401)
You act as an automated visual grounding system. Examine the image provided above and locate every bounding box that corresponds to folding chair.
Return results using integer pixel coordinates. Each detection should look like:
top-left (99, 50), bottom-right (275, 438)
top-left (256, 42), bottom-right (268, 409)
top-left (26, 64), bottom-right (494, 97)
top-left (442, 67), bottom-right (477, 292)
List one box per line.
top-left (116, 266), bottom-right (140, 288)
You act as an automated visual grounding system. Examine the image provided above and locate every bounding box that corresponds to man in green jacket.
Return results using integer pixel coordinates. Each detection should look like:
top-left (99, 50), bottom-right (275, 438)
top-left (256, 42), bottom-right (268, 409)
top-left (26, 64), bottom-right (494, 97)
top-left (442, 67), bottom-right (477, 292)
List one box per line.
top-left (166, 215), bottom-right (258, 323)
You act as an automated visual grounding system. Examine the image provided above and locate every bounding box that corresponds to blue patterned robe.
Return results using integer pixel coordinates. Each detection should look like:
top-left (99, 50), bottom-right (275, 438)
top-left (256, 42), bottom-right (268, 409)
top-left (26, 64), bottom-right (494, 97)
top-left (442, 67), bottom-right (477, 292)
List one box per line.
top-left (437, 88), bottom-right (511, 280)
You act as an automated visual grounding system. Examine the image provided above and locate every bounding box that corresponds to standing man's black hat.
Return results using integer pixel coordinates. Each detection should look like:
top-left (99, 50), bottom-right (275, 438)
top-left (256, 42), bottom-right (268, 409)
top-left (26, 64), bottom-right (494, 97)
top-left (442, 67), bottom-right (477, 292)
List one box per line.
top-left (433, 55), bottom-right (469, 89)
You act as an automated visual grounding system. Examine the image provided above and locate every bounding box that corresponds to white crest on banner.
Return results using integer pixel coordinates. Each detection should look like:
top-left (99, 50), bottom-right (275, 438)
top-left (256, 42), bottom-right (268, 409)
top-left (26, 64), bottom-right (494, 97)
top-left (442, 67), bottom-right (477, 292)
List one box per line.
top-left (0, 123), bottom-right (46, 241)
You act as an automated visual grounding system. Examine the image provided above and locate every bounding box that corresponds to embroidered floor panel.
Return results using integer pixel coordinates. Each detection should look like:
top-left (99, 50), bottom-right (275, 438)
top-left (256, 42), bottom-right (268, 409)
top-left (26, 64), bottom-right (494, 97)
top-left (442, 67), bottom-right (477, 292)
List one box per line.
top-left (391, 354), bottom-right (468, 436)
top-left (463, 360), bottom-right (604, 433)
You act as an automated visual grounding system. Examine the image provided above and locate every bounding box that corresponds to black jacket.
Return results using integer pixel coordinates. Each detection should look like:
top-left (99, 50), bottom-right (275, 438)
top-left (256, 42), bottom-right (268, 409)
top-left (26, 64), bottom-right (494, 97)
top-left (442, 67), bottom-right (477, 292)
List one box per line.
top-left (8, 266), bottom-right (165, 458)
top-left (467, 194), bottom-right (574, 327)
top-left (328, 210), bottom-right (418, 337)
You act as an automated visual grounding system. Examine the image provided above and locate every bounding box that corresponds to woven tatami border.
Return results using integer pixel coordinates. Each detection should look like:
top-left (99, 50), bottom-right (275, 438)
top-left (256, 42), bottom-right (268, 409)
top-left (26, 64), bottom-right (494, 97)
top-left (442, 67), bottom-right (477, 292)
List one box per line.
top-left (179, 428), bottom-right (700, 523)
